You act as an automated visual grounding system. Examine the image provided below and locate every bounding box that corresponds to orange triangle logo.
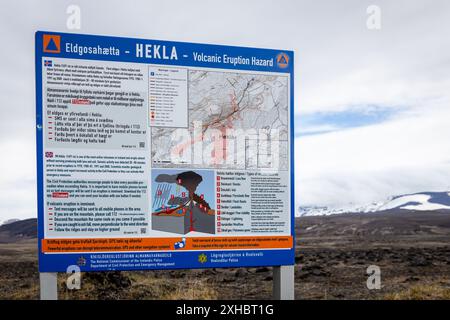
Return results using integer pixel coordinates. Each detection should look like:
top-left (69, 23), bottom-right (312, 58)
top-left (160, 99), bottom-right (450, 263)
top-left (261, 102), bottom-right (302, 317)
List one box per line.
top-left (277, 53), bottom-right (289, 68)
top-left (43, 34), bottom-right (61, 53)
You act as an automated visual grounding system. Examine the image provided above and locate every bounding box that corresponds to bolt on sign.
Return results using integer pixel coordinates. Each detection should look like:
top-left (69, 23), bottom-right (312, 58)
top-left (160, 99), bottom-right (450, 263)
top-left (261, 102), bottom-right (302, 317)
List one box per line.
top-left (35, 31), bottom-right (295, 272)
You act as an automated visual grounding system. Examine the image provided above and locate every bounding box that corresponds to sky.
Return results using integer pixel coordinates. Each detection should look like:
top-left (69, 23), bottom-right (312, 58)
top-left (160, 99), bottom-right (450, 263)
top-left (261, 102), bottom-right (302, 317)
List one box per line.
top-left (0, 0), bottom-right (449, 222)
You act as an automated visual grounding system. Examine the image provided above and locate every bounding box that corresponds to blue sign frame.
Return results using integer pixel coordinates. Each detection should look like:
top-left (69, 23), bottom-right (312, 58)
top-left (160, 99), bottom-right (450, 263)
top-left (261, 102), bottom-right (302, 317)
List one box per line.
top-left (36, 31), bottom-right (295, 272)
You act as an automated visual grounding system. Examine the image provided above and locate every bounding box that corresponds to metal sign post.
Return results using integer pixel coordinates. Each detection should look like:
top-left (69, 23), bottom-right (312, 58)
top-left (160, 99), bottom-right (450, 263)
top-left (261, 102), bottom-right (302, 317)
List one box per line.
top-left (273, 265), bottom-right (295, 300)
top-left (40, 272), bottom-right (58, 300)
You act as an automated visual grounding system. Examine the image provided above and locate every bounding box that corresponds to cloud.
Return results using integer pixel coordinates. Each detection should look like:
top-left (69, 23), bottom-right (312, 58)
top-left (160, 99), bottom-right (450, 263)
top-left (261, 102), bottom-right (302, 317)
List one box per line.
top-left (292, 1), bottom-right (450, 116)
top-left (295, 102), bottom-right (450, 208)
top-left (0, 139), bottom-right (36, 222)
top-left (296, 105), bottom-right (402, 136)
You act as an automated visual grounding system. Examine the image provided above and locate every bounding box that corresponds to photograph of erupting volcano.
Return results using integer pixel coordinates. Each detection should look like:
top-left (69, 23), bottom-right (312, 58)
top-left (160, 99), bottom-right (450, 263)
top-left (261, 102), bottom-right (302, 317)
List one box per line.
top-left (151, 169), bottom-right (216, 235)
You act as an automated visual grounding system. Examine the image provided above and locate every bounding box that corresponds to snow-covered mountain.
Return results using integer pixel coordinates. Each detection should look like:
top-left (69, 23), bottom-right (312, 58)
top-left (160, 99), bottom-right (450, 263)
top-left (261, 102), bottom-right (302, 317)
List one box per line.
top-left (298, 191), bottom-right (450, 216)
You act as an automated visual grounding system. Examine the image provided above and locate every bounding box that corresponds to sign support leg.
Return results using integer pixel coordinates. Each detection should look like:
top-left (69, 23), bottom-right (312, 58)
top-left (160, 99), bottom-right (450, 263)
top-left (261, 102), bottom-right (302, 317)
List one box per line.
top-left (40, 272), bottom-right (58, 300)
top-left (273, 265), bottom-right (294, 300)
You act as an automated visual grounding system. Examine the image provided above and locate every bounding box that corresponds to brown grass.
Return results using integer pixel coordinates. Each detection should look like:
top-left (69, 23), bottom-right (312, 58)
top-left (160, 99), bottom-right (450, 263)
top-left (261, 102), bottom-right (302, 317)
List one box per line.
top-left (161, 279), bottom-right (218, 300)
top-left (3, 283), bottom-right (39, 300)
top-left (384, 284), bottom-right (450, 300)
top-left (57, 272), bottom-right (219, 300)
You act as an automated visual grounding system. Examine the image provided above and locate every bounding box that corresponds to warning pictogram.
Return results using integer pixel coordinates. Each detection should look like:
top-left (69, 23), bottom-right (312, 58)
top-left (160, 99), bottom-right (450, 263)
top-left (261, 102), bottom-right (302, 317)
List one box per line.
top-left (276, 52), bottom-right (289, 68)
top-left (43, 34), bottom-right (60, 53)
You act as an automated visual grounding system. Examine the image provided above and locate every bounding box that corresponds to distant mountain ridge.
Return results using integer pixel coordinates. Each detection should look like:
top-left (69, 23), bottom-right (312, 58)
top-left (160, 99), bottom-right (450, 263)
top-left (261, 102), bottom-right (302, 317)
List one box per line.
top-left (1, 218), bottom-right (20, 226)
top-left (0, 218), bottom-right (37, 243)
top-left (299, 191), bottom-right (450, 217)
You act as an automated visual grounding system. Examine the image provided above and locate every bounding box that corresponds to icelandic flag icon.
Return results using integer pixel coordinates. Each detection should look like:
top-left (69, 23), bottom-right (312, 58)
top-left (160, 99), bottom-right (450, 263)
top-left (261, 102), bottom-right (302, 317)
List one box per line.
top-left (44, 60), bottom-right (53, 67)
